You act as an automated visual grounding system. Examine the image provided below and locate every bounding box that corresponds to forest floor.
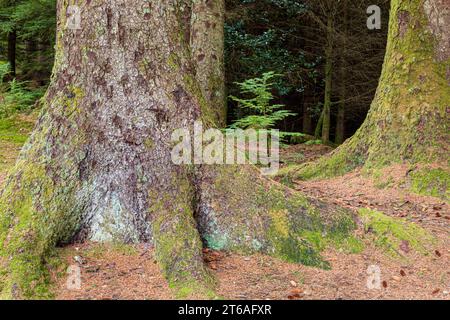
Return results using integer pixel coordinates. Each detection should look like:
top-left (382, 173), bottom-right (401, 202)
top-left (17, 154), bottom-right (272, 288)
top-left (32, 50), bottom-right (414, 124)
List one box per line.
top-left (0, 115), bottom-right (448, 300)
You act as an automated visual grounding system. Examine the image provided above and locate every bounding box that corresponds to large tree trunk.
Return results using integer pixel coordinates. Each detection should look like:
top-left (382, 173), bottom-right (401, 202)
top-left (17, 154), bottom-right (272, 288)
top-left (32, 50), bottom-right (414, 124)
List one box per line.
top-left (0, 0), bottom-right (355, 299)
top-left (293, 0), bottom-right (449, 180)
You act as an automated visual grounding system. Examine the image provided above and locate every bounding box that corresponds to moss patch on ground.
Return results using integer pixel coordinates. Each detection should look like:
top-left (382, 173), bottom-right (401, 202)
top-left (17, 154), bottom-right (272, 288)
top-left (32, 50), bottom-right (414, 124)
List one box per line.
top-left (0, 115), bottom-right (36, 177)
top-left (0, 117), bottom-right (35, 189)
top-left (359, 208), bottom-right (435, 257)
top-left (0, 116), bottom-right (34, 145)
top-left (274, 148), bottom-right (364, 182)
top-left (409, 167), bottom-right (449, 201)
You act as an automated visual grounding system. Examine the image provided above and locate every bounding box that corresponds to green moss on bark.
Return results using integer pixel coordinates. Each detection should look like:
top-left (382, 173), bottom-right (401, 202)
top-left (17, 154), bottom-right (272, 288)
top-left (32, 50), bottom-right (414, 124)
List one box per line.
top-left (0, 160), bottom-right (81, 299)
top-left (0, 93), bottom-right (86, 298)
top-left (148, 171), bottom-right (216, 299)
top-left (199, 165), bottom-right (361, 269)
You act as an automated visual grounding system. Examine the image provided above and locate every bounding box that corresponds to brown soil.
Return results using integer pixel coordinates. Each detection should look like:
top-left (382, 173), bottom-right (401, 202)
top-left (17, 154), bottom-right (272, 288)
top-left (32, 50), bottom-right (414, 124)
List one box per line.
top-left (55, 238), bottom-right (449, 300)
top-left (294, 165), bottom-right (449, 232)
top-left (54, 244), bottom-right (175, 300)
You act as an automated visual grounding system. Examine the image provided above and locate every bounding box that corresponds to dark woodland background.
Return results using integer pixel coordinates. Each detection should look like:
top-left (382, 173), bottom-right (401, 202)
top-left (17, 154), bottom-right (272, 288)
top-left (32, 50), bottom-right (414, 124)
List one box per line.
top-left (0, 0), bottom-right (390, 143)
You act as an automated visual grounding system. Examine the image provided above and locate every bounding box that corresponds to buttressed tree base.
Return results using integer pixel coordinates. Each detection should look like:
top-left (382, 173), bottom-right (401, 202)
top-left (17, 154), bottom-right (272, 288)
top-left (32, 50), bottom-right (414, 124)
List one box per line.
top-left (0, 0), bottom-right (355, 299)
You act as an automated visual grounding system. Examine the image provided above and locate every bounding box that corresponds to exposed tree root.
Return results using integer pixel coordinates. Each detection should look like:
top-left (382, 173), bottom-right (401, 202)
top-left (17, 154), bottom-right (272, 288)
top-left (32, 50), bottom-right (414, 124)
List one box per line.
top-left (195, 165), bottom-right (359, 269)
top-left (0, 158), bottom-right (361, 299)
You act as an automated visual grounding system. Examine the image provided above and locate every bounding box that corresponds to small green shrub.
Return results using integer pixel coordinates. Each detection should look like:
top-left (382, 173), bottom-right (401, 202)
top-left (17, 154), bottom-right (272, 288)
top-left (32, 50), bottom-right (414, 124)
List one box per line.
top-left (0, 62), bottom-right (10, 82)
top-left (0, 79), bottom-right (45, 119)
top-left (229, 71), bottom-right (302, 141)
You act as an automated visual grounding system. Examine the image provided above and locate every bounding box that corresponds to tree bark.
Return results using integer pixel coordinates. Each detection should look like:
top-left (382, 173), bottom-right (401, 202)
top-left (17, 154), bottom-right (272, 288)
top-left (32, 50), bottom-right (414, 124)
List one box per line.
top-left (314, 108), bottom-right (324, 139)
top-left (294, 0), bottom-right (449, 180)
top-left (0, 0), bottom-right (355, 299)
top-left (7, 30), bottom-right (17, 78)
top-left (321, 14), bottom-right (333, 143)
top-left (335, 0), bottom-right (348, 145)
top-left (190, 0), bottom-right (226, 126)
top-left (302, 102), bottom-right (312, 135)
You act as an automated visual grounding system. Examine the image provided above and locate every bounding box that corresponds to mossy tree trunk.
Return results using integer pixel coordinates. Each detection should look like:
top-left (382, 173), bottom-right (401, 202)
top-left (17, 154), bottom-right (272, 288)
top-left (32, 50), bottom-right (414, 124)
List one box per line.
top-left (190, 0), bottom-right (226, 126)
top-left (295, 0), bottom-right (449, 180)
top-left (0, 0), bottom-right (356, 299)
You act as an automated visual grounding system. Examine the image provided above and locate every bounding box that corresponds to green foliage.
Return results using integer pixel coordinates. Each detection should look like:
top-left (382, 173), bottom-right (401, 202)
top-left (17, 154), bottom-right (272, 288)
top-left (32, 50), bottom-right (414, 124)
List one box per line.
top-left (225, 1), bottom-right (318, 98)
top-left (304, 139), bottom-right (323, 145)
top-left (1, 59), bottom-right (45, 119)
top-left (229, 72), bottom-right (301, 140)
top-left (0, 62), bottom-right (10, 82)
top-left (0, 0), bottom-right (56, 40)
top-left (0, 78), bottom-right (45, 119)
top-left (0, 0), bottom-right (56, 81)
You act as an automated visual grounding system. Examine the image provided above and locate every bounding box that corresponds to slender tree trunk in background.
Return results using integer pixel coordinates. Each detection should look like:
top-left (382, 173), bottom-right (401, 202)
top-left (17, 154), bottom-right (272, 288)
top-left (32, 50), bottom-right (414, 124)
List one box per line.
top-left (7, 30), bottom-right (16, 77)
top-left (37, 40), bottom-right (50, 86)
top-left (295, 0), bottom-right (449, 181)
top-left (302, 101), bottom-right (312, 134)
top-left (335, 0), bottom-right (348, 145)
top-left (321, 14), bottom-right (333, 143)
top-left (335, 90), bottom-right (345, 144)
top-left (335, 88), bottom-right (346, 144)
top-left (25, 40), bottom-right (38, 81)
top-left (0, 0), bottom-right (355, 299)
top-left (315, 108), bottom-right (324, 138)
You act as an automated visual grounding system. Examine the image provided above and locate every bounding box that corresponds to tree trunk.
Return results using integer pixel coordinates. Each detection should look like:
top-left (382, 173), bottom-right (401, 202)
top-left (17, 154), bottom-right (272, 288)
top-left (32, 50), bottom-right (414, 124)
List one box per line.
top-left (335, 95), bottom-right (345, 144)
top-left (0, 0), bottom-right (355, 299)
top-left (7, 30), bottom-right (17, 78)
top-left (302, 103), bottom-right (312, 135)
top-left (295, 0), bottom-right (449, 180)
top-left (190, 0), bottom-right (226, 126)
top-left (321, 14), bottom-right (334, 143)
top-left (335, 0), bottom-right (348, 145)
top-left (314, 108), bottom-right (324, 139)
